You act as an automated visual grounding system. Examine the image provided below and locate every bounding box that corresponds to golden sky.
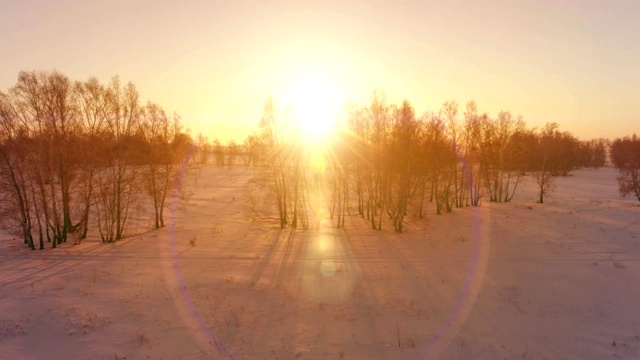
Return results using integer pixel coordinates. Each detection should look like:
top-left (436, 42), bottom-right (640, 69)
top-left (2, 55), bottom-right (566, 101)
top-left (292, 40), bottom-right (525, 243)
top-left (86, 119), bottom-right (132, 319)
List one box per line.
top-left (1, 0), bottom-right (638, 142)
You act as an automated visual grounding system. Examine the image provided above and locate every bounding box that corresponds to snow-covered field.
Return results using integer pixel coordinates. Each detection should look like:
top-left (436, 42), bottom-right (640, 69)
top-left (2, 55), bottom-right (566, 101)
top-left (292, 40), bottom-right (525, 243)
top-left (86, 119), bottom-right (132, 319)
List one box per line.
top-left (1, 166), bottom-right (639, 359)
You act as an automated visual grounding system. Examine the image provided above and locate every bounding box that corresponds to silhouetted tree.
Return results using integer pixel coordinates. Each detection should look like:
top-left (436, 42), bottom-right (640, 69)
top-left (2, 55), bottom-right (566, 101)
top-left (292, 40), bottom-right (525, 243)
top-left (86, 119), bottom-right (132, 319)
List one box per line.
top-left (462, 102), bottom-right (484, 206)
top-left (212, 139), bottom-right (225, 167)
top-left (254, 98), bottom-right (311, 229)
top-left (94, 76), bottom-right (144, 242)
top-left (0, 92), bottom-right (36, 249)
top-left (74, 77), bottom-right (109, 242)
top-left (531, 123), bottom-right (559, 204)
top-left (242, 133), bottom-right (262, 166)
top-left (0, 70), bottom-right (193, 249)
top-left (226, 140), bottom-right (238, 167)
top-left (195, 133), bottom-right (210, 165)
top-left (387, 101), bottom-right (419, 232)
top-left (610, 134), bottom-right (640, 202)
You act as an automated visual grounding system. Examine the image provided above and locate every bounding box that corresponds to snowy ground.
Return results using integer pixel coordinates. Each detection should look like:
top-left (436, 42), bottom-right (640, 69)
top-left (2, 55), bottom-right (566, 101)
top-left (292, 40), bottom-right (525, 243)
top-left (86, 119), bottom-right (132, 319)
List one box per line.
top-left (1, 166), bottom-right (639, 359)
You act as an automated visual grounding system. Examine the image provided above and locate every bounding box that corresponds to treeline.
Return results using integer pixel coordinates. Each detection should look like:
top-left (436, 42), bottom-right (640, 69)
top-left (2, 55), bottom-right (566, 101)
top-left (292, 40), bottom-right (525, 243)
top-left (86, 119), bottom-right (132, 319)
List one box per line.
top-left (0, 71), bottom-right (193, 250)
top-left (246, 94), bottom-right (609, 232)
top-left (193, 132), bottom-right (264, 168)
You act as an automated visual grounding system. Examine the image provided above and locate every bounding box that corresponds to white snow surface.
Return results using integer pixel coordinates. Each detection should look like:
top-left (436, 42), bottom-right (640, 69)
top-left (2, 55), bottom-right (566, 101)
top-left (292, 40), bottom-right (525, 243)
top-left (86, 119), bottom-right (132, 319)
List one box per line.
top-left (1, 166), bottom-right (639, 359)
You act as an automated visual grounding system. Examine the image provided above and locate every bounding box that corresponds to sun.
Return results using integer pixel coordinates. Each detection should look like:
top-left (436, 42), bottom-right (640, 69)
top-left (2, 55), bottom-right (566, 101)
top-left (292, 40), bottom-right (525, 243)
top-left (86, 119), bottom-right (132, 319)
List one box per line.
top-left (284, 74), bottom-right (345, 144)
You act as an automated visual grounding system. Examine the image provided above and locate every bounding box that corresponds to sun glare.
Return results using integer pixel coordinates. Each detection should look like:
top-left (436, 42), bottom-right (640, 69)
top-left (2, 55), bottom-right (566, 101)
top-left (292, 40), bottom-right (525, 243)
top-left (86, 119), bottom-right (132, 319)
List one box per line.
top-left (284, 74), bottom-right (345, 144)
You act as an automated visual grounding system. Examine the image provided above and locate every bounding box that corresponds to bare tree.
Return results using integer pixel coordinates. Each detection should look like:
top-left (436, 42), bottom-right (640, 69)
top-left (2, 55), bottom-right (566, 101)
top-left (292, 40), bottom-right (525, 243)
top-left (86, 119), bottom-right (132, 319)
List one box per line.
top-left (0, 91), bottom-right (36, 249)
top-left (4, 71), bottom-right (81, 248)
top-left (489, 111), bottom-right (525, 202)
top-left (365, 92), bottom-right (392, 230)
top-left (95, 77), bottom-right (144, 242)
top-left (253, 97), bottom-right (315, 229)
top-left (328, 130), bottom-right (350, 228)
top-left (242, 133), bottom-right (262, 166)
top-left (344, 105), bottom-right (369, 218)
top-left (0, 70), bottom-right (193, 248)
top-left (532, 123), bottom-right (559, 204)
top-left (441, 101), bottom-right (467, 208)
top-left (212, 139), bottom-right (225, 167)
top-left (40, 71), bottom-right (80, 243)
top-left (423, 114), bottom-right (455, 215)
top-left (140, 102), bottom-right (167, 228)
top-left (387, 101), bottom-right (419, 232)
top-left (610, 134), bottom-right (640, 202)
top-left (226, 140), bottom-right (238, 168)
top-left (140, 103), bottom-right (190, 228)
top-left (258, 98), bottom-right (288, 228)
top-left (462, 102), bottom-right (484, 206)
top-left (73, 77), bottom-right (109, 241)
top-left (195, 133), bottom-right (210, 165)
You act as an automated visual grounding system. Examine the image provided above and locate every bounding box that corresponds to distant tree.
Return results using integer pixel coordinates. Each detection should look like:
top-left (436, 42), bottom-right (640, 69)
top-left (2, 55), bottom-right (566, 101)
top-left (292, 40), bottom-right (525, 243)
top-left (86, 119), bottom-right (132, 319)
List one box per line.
top-left (551, 131), bottom-right (580, 176)
top-left (504, 127), bottom-right (537, 175)
top-left (242, 133), bottom-right (262, 166)
top-left (591, 139), bottom-right (608, 167)
top-left (531, 123), bottom-right (559, 204)
top-left (195, 133), bottom-right (210, 165)
top-left (610, 134), bottom-right (640, 202)
top-left (577, 138), bottom-right (608, 168)
top-left (226, 140), bottom-right (238, 167)
top-left (212, 139), bottom-right (225, 167)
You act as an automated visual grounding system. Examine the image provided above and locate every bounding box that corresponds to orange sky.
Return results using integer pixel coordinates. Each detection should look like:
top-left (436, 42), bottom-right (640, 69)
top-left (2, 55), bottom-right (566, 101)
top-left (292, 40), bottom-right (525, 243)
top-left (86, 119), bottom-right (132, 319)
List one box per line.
top-left (1, 0), bottom-right (639, 143)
